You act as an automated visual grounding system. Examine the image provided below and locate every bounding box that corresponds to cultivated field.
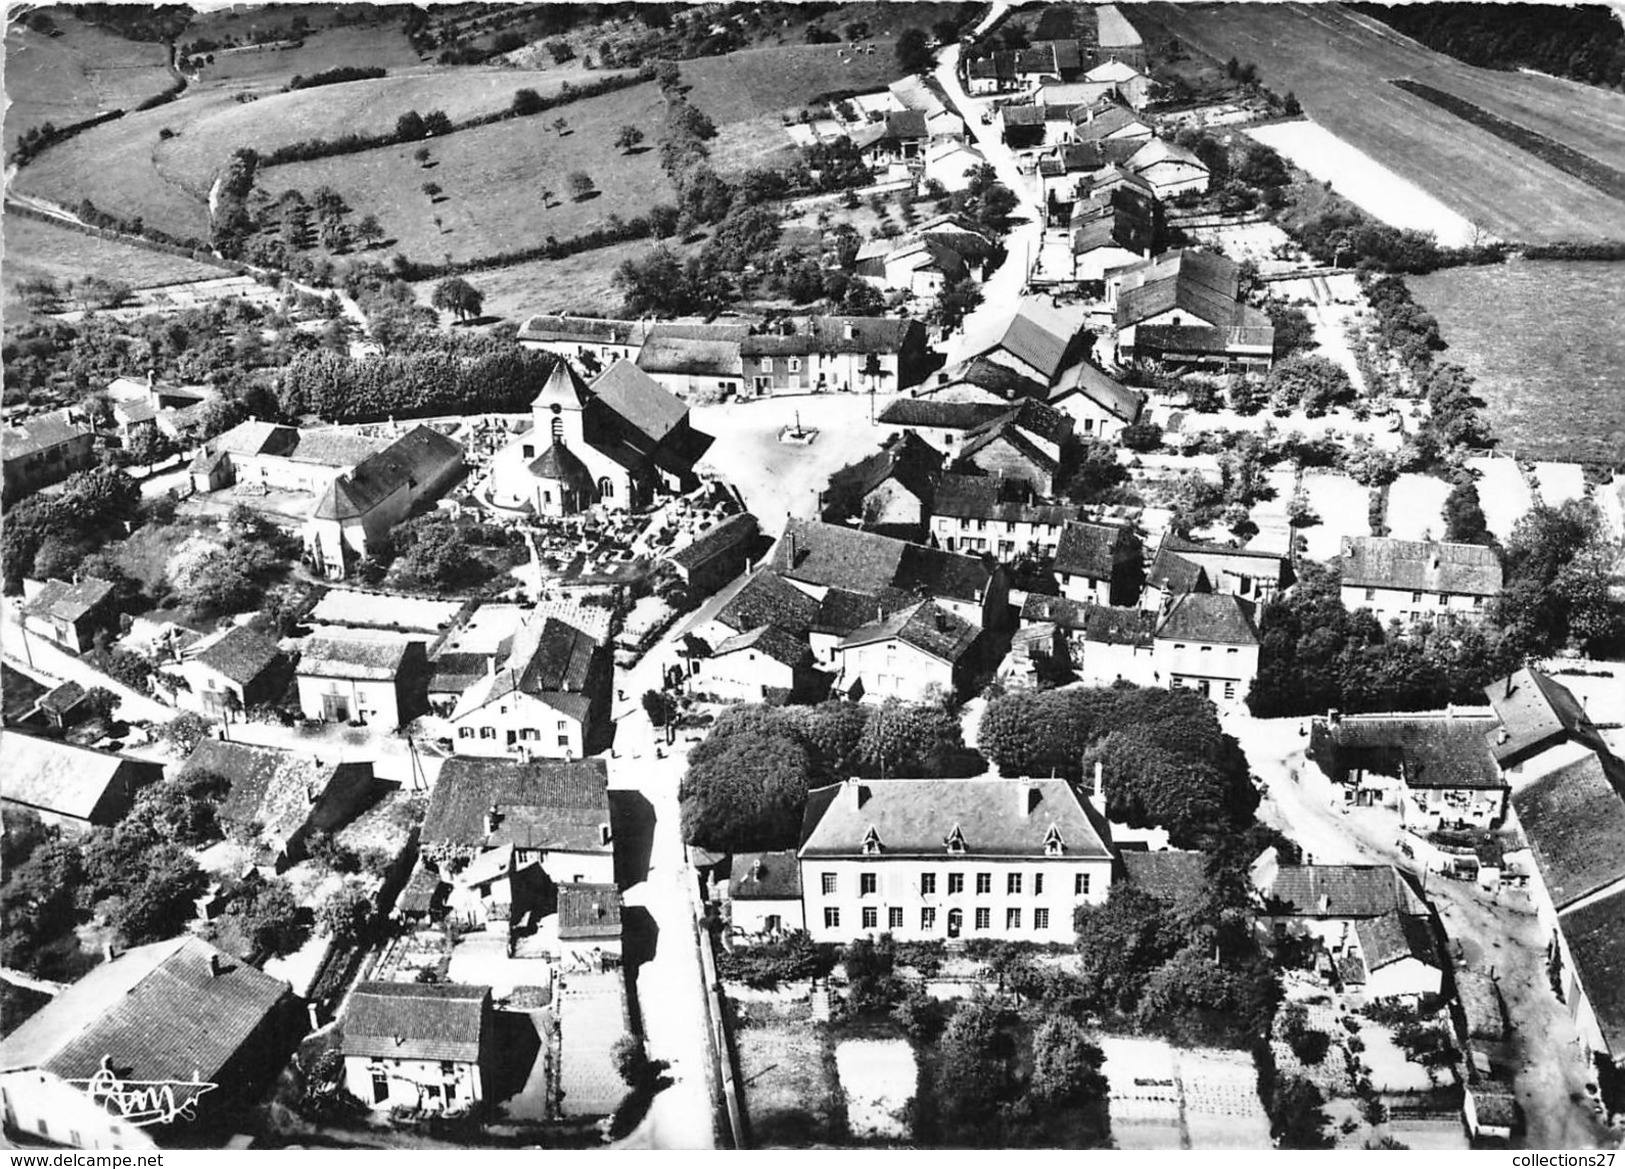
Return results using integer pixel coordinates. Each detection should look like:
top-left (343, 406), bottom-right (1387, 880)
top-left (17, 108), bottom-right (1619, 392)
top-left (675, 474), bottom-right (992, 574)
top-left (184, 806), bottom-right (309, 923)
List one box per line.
top-left (1128, 2), bottom-right (1625, 242)
top-left (1, 216), bottom-right (224, 299)
top-left (259, 80), bottom-right (676, 265)
top-left (3, 15), bottom-right (174, 151)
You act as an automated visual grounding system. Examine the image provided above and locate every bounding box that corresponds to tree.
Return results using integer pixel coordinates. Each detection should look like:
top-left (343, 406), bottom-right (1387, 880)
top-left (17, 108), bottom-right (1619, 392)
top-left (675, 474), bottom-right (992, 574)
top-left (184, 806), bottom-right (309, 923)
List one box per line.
top-left (1265, 354), bottom-right (1354, 416)
top-left (430, 277), bottom-right (484, 323)
top-left (1271, 1077), bottom-right (1334, 1149)
top-left (931, 277), bottom-right (983, 331)
top-left (614, 124), bottom-right (646, 153)
top-left (159, 711), bottom-right (216, 755)
top-left (934, 997), bottom-right (1017, 1144)
top-left (1267, 303), bottom-right (1316, 358)
top-left (679, 726), bottom-right (813, 851)
top-left (413, 146), bottom-right (432, 167)
top-left (317, 881), bottom-right (372, 944)
top-left (857, 699), bottom-right (967, 777)
top-left (1443, 478), bottom-right (1491, 545)
top-left (895, 26), bottom-right (933, 73)
top-left (512, 87), bottom-right (544, 116)
top-left (396, 110), bottom-right (427, 141)
top-left (423, 110), bottom-right (453, 136)
top-left (109, 844), bottom-right (207, 945)
top-left (1074, 886), bottom-right (1186, 1012)
top-left (566, 171), bottom-right (596, 201)
top-left (1120, 420), bottom-right (1164, 452)
top-left (421, 181), bottom-right (442, 200)
top-left (127, 423), bottom-right (178, 467)
top-left (552, 116), bottom-right (569, 137)
top-left (356, 213), bottom-right (385, 249)
top-left (641, 689), bottom-right (677, 727)
top-left (1030, 1017), bottom-right (1107, 1106)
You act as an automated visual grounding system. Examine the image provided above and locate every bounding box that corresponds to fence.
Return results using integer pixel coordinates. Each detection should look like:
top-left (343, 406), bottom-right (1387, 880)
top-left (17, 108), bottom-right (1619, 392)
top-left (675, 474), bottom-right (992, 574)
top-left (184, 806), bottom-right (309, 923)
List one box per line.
top-left (688, 847), bottom-right (746, 1148)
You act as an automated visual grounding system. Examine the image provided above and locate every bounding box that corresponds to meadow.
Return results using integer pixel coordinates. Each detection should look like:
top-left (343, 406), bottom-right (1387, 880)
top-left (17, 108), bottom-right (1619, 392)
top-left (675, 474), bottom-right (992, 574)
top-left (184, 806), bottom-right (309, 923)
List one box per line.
top-left (1126, 2), bottom-right (1625, 243)
top-left (3, 14), bottom-right (174, 151)
top-left (1, 216), bottom-right (224, 297)
top-left (1411, 260), bottom-right (1625, 464)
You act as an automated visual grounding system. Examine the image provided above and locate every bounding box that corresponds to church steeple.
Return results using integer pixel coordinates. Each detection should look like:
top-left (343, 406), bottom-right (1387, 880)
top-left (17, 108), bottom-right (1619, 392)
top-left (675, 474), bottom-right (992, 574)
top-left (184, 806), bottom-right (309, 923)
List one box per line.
top-left (532, 361), bottom-right (589, 449)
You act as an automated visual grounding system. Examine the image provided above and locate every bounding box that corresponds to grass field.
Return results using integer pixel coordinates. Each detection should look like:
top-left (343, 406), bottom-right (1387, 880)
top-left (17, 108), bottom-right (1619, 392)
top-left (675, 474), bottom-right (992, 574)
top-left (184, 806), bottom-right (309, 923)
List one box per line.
top-left (2, 215), bottom-right (224, 299)
top-left (1127, 2), bottom-right (1625, 243)
top-left (258, 79), bottom-right (676, 265)
top-left (3, 15), bottom-right (174, 151)
top-left (189, 23), bottom-right (424, 86)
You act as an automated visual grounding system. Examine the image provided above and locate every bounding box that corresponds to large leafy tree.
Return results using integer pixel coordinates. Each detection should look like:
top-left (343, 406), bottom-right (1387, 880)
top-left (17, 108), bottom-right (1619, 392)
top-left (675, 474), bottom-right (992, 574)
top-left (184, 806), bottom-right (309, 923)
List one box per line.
top-left (430, 277), bottom-right (484, 323)
top-left (679, 726), bottom-right (814, 851)
top-left (1074, 887), bottom-right (1186, 1013)
top-left (1029, 1018), bottom-right (1107, 1107)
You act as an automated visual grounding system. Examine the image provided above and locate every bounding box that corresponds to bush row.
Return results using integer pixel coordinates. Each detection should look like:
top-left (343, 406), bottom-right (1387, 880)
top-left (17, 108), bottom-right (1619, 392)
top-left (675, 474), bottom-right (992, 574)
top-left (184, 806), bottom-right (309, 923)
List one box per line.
top-left (288, 65), bottom-right (387, 90)
top-left (396, 215), bottom-right (657, 281)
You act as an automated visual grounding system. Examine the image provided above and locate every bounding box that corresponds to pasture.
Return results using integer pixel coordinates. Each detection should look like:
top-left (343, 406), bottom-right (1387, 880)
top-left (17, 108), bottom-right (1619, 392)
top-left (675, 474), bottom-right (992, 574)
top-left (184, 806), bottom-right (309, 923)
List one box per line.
top-left (2, 216), bottom-right (224, 299)
top-left (1127, 2), bottom-right (1625, 242)
top-left (180, 7), bottom-right (422, 86)
top-left (258, 80), bottom-right (677, 266)
top-left (3, 15), bottom-right (174, 151)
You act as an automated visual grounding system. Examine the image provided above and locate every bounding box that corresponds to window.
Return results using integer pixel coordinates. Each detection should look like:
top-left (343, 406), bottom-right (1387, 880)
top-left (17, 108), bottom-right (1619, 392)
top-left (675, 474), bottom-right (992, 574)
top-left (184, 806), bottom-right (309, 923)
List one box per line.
top-left (948, 873), bottom-right (964, 895)
top-left (522, 444), bottom-right (535, 458)
top-left (975, 872), bottom-right (992, 895)
top-left (479, 727), bottom-right (497, 739)
top-left (888, 907), bottom-right (904, 929)
top-left (862, 906), bottom-right (878, 929)
top-left (1200, 645), bottom-right (1212, 654)
top-left (1411, 591), bottom-right (1423, 604)
top-left (440, 1062), bottom-right (456, 1077)
top-left (1473, 595), bottom-right (1484, 609)
top-left (1365, 587), bottom-right (1376, 601)
top-left (557, 735), bottom-right (570, 747)
top-left (789, 358), bottom-right (801, 372)
top-left (921, 873), bottom-right (937, 895)
top-left (458, 727), bottom-right (474, 739)
top-left (1226, 647), bottom-right (1239, 655)
top-left (1223, 681), bottom-right (1236, 700)
top-left (762, 357), bottom-right (774, 373)
top-left (822, 873), bottom-right (837, 895)
top-left (1007, 872), bottom-right (1022, 895)
top-left (1034, 908), bottom-right (1050, 930)
top-left (557, 720), bottom-right (568, 730)
top-left (598, 476), bottom-right (614, 500)
top-left (860, 872), bottom-right (877, 895)
top-left (1034, 873), bottom-right (1044, 895)
top-left (1439, 592), bottom-right (1450, 606)
top-left (1006, 908), bottom-right (1021, 930)
top-left (921, 907), bottom-right (937, 930)
top-left (825, 907), bottom-right (841, 929)
top-left (1075, 873), bottom-right (1091, 895)
top-left (974, 907), bottom-right (991, 930)
top-left (520, 728), bottom-right (539, 740)
top-left (551, 416), bottom-right (565, 443)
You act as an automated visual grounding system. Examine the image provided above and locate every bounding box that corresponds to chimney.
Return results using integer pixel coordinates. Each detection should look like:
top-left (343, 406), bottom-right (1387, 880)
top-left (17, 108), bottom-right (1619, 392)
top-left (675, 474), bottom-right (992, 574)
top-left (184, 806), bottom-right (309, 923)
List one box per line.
top-left (1092, 759), bottom-right (1104, 805)
top-left (209, 953), bottom-right (223, 978)
top-left (592, 901), bottom-right (604, 919)
top-left (849, 779), bottom-right (869, 809)
top-left (787, 532), bottom-right (798, 565)
top-left (936, 611), bottom-right (949, 632)
top-left (600, 823), bottom-right (612, 847)
top-left (1019, 781), bottom-right (1040, 816)
top-left (753, 858), bottom-right (766, 880)
top-left (1497, 728), bottom-right (1510, 745)
top-left (103, 939), bottom-right (118, 962)
top-left (487, 654), bottom-right (497, 677)
top-left (844, 322), bottom-right (856, 341)
top-left (307, 1002), bottom-right (323, 1030)
top-left (306, 783), bottom-right (318, 806)
top-left (1327, 708), bottom-right (1342, 725)
top-left (485, 804), bottom-right (502, 835)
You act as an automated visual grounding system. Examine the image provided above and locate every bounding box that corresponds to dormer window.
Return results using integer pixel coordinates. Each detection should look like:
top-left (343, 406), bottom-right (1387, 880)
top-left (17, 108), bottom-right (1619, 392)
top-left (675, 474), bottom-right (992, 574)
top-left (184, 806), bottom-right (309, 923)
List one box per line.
top-left (945, 825), bottom-right (966, 854)
top-left (862, 826), bottom-right (883, 855)
top-left (1043, 825), bottom-right (1064, 856)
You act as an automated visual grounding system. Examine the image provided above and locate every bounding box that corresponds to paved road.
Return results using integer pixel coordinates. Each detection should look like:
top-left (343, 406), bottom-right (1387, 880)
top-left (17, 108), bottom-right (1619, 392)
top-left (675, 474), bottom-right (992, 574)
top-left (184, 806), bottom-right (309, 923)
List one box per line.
top-left (1, 599), bottom-right (178, 725)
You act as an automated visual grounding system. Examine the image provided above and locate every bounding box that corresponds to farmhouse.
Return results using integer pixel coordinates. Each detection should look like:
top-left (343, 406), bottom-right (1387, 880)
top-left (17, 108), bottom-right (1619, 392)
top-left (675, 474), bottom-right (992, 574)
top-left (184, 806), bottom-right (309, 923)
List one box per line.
top-left (1484, 666), bottom-right (1605, 783)
top-left (1121, 135), bottom-right (1210, 197)
top-left (1153, 592), bottom-right (1260, 707)
top-left (853, 237), bottom-right (968, 298)
top-left (296, 634), bottom-right (426, 728)
top-left (876, 398), bottom-right (1011, 454)
top-left (187, 420), bottom-right (384, 496)
top-left (1308, 713), bottom-right (1508, 830)
top-left (447, 615), bottom-right (613, 760)
top-left (1085, 58), bottom-right (1152, 109)
top-left (823, 431), bottom-right (944, 540)
top-left (1251, 850), bottom-right (1430, 957)
top-left (727, 851), bottom-right (805, 938)
top-left (798, 776), bottom-right (1113, 943)
top-left (1022, 596), bottom-right (1158, 686)
top-left (1350, 910), bottom-right (1445, 999)
top-left (1110, 249), bottom-right (1275, 370)
top-left (1070, 102), bottom-right (1154, 144)
top-left (920, 138), bottom-right (989, 193)
top-left (2, 407), bottom-right (95, 498)
top-left (1339, 536), bottom-right (1503, 627)
top-left (1070, 199), bottom-right (1159, 282)
top-left (966, 51), bottom-right (1019, 95)
top-left (834, 599), bottom-right (984, 703)
top-left (516, 315), bottom-right (651, 372)
top-left (1143, 535), bottom-right (1293, 609)
top-left (996, 103), bottom-right (1048, 150)
top-left (1046, 360), bottom-right (1146, 440)
top-left (0, 735), bottom-right (163, 833)
top-left (557, 883), bottom-right (624, 965)
top-left (957, 297), bottom-right (1080, 388)
top-left (955, 398), bottom-right (1074, 495)
top-left (928, 472), bottom-right (1082, 558)
top-left (634, 322), bottom-right (749, 398)
top-left (1034, 81), bottom-right (1121, 112)
top-left (303, 426), bottom-right (466, 580)
top-left (665, 512), bottom-right (760, 597)
top-left (1054, 520), bottom-right (1144, 606)
top-left (18, 576), bottom-right (116, 653)
top-left (858, 110), bottom-right (929, 167)
top-left (170, 624), bottom-right (288, 717)
top-left (738, 316), bottom-right (929, 395)
top-left (702, 623), bottom-right (822, 703)
top-left (179, 739), bottom-right (376, 867)
top-left (0, 936), bottom-right (296, 1150)
top-left (341, 982), bottom-right (492, 1112)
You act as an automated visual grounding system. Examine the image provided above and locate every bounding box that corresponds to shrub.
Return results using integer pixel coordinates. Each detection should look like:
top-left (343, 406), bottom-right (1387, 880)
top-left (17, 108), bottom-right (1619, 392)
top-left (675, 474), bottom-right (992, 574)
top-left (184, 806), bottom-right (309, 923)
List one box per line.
top-left (714, 932), bottom-right (835, 988)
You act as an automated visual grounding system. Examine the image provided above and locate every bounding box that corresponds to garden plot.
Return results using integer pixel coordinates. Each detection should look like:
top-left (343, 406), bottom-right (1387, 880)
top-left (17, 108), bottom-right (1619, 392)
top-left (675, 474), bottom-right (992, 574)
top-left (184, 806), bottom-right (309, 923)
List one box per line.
top-left (1246, 467), bottom-right (1298, 556)
top-left (1465, 457), bottom-right (1534, 541)
top-left (1247, 121), bottom-right (1479, 248)
top-left (833, 1039), bottom-right (915, 1141)
top-left (1384, 474), bottom-right (1452, 542)
top-left (1178, 1048), bottom-right (1272, 1150)
top-left (1299, 471), bottom-right (1370, 561)
top-left (1530, 461), bottom-right (1587, 508)
top-left (1099, 1036), bottom-right (1183, 1150)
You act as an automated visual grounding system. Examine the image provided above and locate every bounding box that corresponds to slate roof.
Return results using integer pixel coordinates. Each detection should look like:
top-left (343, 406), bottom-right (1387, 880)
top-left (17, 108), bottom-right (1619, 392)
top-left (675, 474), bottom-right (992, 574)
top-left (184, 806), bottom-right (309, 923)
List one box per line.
top-left (21, 577), bottom-right (114, 624)
top-left (0, 935), bottom-right (288, 1083)
top-left (557, 883), bottom-right (623, 940)
top-left (0, 735), bottom-right (158, 820)
top-left (518, 315), bottom-right (650, 348)
top-left (1510, 752), bottom-right (1625, 910)
top-left (713, 623), bottom-right (811, 668)
top-left (958, 298), bottom-right (1077, 382)
top-left (342, 982), bottom-right (489, 1063)
top-left (1119, 849), bottom-right (1209, 901)
top-left (529, 440), bottom-right (593, 487)
top-left (669, 512), bottom-right (759, 571)
top-left (936, 356), bottom-right (1049, 402)
top-left (591, 360), bottom-right (690, 442)
top-left (1155, 592), bottom-right (1261, 647)
top-left (193, 624), bottom-right (284, 686)
top-left (1261, 864), bottom-right (1426, 918)
top-left (730, 850), bottom-right (802, 900)
top-left (1485, 667), bottom-right (1592, 766)
top-left (1556, 886), bottom-right (1625, 1058)
top-left (299, 635), bottom-right (412, 681)
top-left (1355, 911), bottom-right (1442, 972)
top-left (932, 473), bottom-right (1081, 526)
top-left (1311, 716), bottom-right (1504, 791)
top-left (828, 431), bottom-right (943, 503)
top-left (4, 407), bottom-right (93, 461)
top-left (1340, 536), bottom-right (1504, 597)
top-left (1114, 249), bottom-right (1254, 330)
top-left (878, 399), bottom-right (1010, 431)
top-left (838, 599), bottom-right (980, 664)
top-left (182, 739), bottom-right (365, 846)
top-left (1055, 521), bottom-right (1137, 579)
top-left (800, 777), bottom-right (1112, 859)
top-left (422, 757), bottom-right (610, 852)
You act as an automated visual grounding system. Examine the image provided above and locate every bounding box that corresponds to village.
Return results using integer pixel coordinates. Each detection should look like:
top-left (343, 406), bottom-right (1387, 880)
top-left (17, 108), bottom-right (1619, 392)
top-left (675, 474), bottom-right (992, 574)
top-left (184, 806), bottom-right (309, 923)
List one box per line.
top-left (3, 0), bottom-right (1625, 1156)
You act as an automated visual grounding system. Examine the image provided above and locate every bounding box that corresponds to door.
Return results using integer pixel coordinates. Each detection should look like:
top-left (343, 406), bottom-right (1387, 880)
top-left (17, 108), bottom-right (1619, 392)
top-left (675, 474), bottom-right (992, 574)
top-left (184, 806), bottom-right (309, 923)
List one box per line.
top-left (947, 908), bottom-right (963, 939)
top-left (322, 692), bottom-right (350, 722)
top-left (371, 1070), bottom-right (389, 1104)
top-left (754, 376), bottom-right (772, 396)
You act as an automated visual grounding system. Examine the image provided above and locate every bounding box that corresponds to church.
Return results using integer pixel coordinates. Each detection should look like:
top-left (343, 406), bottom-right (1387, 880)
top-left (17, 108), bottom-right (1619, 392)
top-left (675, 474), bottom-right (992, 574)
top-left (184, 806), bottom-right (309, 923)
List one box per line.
top-left (492, 359), bottom-right (715, 516)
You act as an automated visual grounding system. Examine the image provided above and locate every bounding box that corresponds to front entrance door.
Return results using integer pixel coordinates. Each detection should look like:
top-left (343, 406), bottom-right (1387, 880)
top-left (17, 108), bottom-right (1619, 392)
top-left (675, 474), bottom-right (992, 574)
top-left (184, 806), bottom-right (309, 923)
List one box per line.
top-left (947, 908), bottom-right (963, 939)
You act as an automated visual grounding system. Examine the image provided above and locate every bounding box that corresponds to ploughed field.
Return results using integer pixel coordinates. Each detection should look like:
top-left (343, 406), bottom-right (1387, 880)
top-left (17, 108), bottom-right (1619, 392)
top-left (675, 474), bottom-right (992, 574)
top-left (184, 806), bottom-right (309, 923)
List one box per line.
top-left (1127, 2), bottom-right (1625, 243)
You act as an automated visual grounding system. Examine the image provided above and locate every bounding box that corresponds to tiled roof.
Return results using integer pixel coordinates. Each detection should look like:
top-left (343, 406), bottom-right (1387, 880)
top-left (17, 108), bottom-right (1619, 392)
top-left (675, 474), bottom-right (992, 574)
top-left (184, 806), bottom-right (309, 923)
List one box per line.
top-left (1073, 207), bottom-right (1155, 257)
top-left (716, 567), bottom-right (823, 638)
top-left (558, 883), bottom-right (623, 940)
top-left (35, 681), bottom-right (87, 717)
top-left (1485, 667), bottom-right (1592, 765)
top-left (591, 360), bottom-right (690, 442)
top-left (812, 586), bottom-right (916, 637)
top-left (958, 298), bottom-right (1077, 382)
top-left (399, 867), bottom-right (447, 916)
top-left (193, 624), bottom-right (284, 686)
top-left (343, 982), bottom-right (489, 1063)
top-left (1146, 546), bottom-right (1208, 596)
top-left (884, 109), bottom-right (928, 140)
top-left (1087, 58), bottom-right (1145, 83)
top-left (1311, 716), bottom-right (1504, 791)
top-left (274, 427), bottom-right (387, 468)
top-left (730, 850), bottom-right (803, 900)
top-left (896, 543), bottom-right (995, 605)
top-left (1340, 536), bottom-right (1504, 597)
top-left (1055, 520), bottom-right (1137, 579)
top-left (1510, 752), bottom-right (1625, 910)
top-left (1114, 249), bottom-right (1253, 330)
top-left (312, 426), bottom-right (462, 521)
top-left (182, 739), bottom-right (364, 846)
top-left (877, 399), bottom-right (1009, 431)
top-left (1072, 104), bottom-right (1148, 140)
top-left (772, 518), bottom-right (992, 606)
top-left (999, 104), bottom-right (1047, 127)
top-left (0, 735), bottom-right (159, 820)
top-left (741, 317), bottom-right (922, 358)
top-left (21, 577), bottom-right (114, 623)
top-left (669, 512), bottom-right (759, 571)
top-left (713, 623), bottom-right (811, 668)
top-left (3, 408), bottom-right (92, 460)
top-left (800, 777), bottom-right (1111, 859)
top-left (452, 616), bottom-right (604, 717)
top-left (1261, 864), bottom-right (1426, 918)
top-left (1134, 324), bottom-right (1276, 355)
top-left (0, 935), bottom-right (288, 1083)
top-left (958, 419), bottom-right (1058, 475)
top-left (839, 599), bottom-right (980, 664)
top-left (635, 332), bottom-right (744, 378)
top-left (299, 635), bottom-right (412, 680)
top-left (1354, 910), bottom-right (1442, 972)
top-left (969, 398), bottom-right (1072, 448)
top-left (1155, 536), bottom-right (1289, 587)
top-left (1155, 592), bottom-right (1260, 646)
top-left (1556, 886), bottom-right (1625, 1058)
top-left (518, 315), bottom-right (650, 347)
top-left (936, 356), bottom-right (1049, 402)
top-left (529, 440), bottom-right (593, 486)
top-left (932, 473), bottom-right (1080, 526)
top-left (1120, 849), bottom-right (1209, 901)
top-left (422, 757), bottom-right (609, 852)
top-left (1125, 135), bottom-right (1207, 176)
top-left (828, 431), bottom-right (943, 503)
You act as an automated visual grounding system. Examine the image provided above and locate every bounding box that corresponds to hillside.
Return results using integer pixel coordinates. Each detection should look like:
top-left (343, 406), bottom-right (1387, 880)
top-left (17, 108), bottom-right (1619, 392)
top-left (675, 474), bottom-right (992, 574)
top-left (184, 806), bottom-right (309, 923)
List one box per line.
top-left (3, 13), bottom-right (175, 151)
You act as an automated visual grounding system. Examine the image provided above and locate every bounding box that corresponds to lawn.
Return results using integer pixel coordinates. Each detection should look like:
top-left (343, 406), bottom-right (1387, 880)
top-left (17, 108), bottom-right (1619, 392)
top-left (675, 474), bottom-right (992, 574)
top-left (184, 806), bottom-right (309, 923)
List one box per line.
top-left (257, 80), bottom-right (677, 266)
top-left (2, 216), bottom-right (224, 300)
top-left (1383, 474), bottom-right (1452, 542)
top-left (731, 998), bottom-right (845, 1147)
top-left (833, 1038), bottom-right (915, 1140)
top-left (3, 14), bottom-right (174, 151)
top-left (1127, 2), bottom-right (1625, 242)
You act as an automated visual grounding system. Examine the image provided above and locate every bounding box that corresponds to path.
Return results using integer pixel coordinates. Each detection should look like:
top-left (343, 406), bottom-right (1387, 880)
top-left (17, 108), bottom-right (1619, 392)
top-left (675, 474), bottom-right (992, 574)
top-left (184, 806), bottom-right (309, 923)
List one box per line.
top-left (1, 600), bottom-right (178, 725)
top-left (1224, 710), bottom-right (1615, 1149)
